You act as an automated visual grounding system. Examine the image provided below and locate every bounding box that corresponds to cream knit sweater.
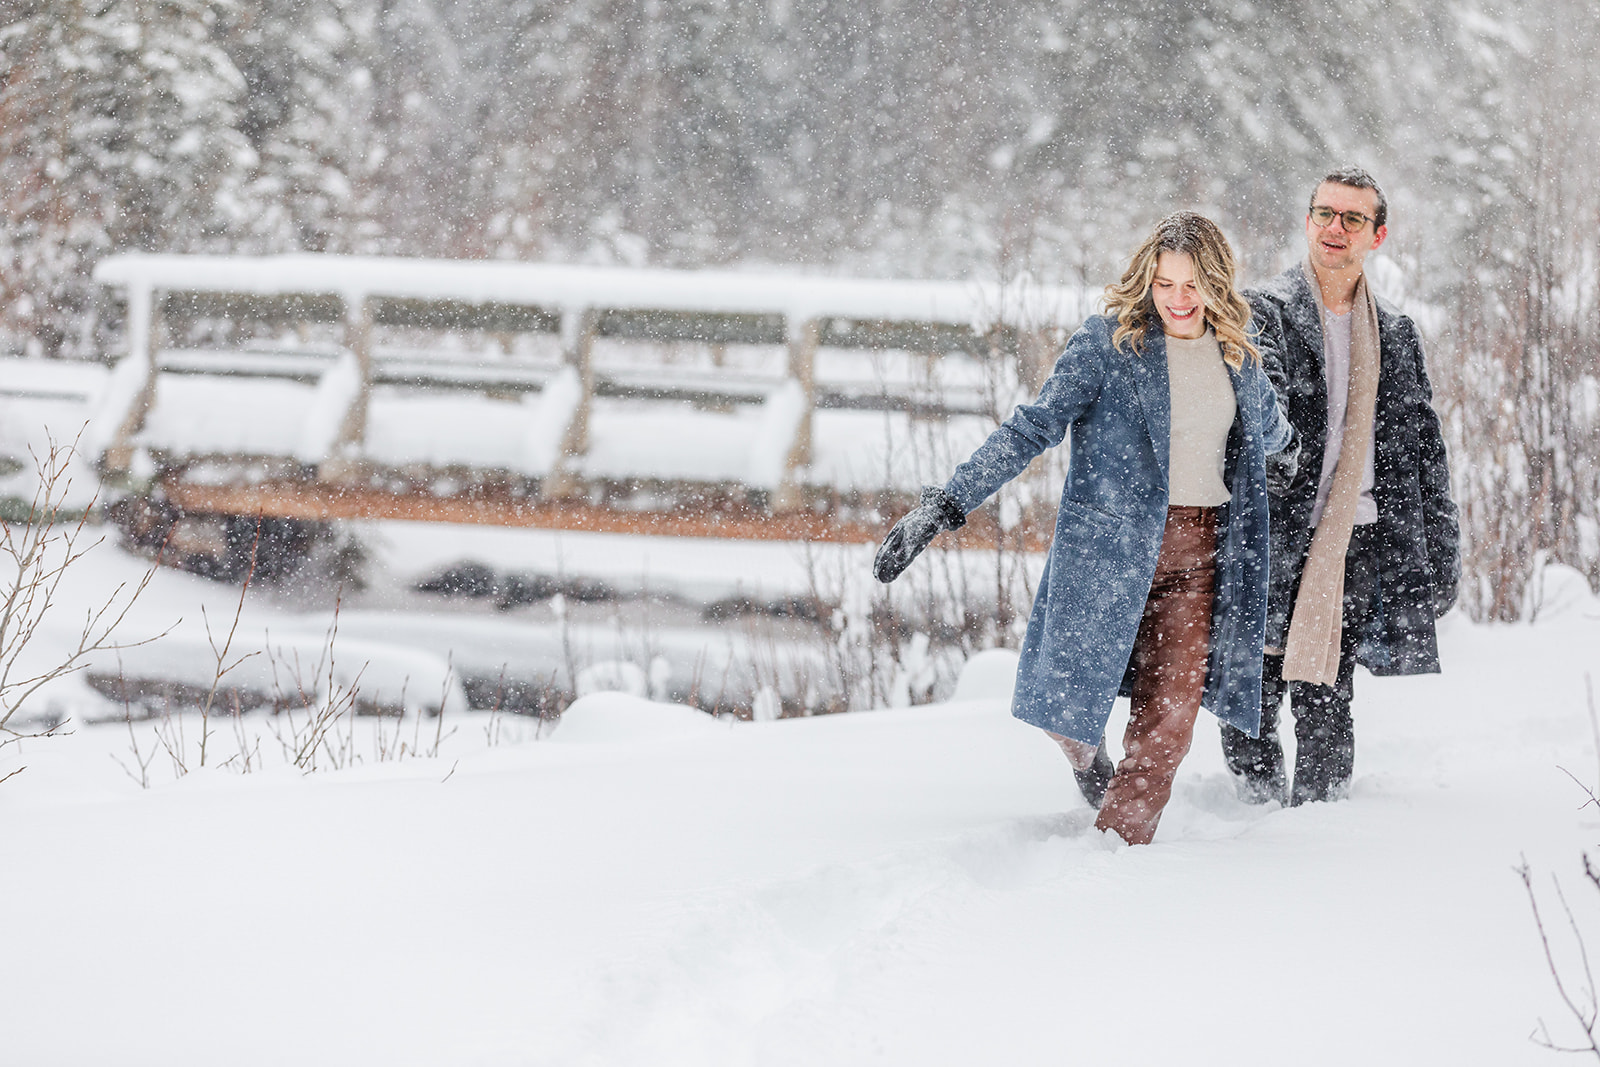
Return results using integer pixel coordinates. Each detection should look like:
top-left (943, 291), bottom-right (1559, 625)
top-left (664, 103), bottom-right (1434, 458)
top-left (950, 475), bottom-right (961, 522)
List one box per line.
top-left (1165, 329), bottom-right (1235, 507)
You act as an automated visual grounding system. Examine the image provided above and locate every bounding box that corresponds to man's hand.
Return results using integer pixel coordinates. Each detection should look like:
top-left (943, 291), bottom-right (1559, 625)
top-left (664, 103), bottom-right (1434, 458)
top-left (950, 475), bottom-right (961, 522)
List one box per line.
top-left (1264, 427), bottom-right (1303, 496)
top-left (873, 486), bottom-right (967, 583)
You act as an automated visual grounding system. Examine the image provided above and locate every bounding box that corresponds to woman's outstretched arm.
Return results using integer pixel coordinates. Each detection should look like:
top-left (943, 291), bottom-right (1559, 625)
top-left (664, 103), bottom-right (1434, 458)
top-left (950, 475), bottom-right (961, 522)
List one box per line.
top-left (943, 316), bottom-right (1110, 514)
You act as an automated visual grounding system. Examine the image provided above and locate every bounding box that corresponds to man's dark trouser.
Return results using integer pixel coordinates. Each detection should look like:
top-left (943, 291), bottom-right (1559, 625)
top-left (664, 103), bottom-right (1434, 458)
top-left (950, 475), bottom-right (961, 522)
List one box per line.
top-left (1221, 525), bottom-right (1380, 806)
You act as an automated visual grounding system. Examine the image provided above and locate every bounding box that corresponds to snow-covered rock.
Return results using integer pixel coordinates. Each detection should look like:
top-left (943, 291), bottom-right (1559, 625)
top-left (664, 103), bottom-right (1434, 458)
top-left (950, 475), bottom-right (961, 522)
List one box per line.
top-left (574, 660), bottom-right (648, 699)
top-left (1524, 560), bottom-right (1600, 622)
top-left (550, 691), bottom-right (721, 743)
top-left (951, 646), bottom-right (1019, 704)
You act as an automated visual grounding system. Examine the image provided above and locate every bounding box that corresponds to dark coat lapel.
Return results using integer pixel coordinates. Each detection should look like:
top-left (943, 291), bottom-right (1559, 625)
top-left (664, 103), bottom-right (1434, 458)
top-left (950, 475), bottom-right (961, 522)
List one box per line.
top-left (1128, 330), bottom-right (1170, 489)
top-left (1282, 265), bottom-right (1325, 374)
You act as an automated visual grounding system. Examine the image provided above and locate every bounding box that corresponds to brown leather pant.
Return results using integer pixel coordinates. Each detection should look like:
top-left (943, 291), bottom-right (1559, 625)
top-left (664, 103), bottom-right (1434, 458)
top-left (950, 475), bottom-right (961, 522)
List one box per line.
top-left (1096, 505), bottom-right (1218, 845)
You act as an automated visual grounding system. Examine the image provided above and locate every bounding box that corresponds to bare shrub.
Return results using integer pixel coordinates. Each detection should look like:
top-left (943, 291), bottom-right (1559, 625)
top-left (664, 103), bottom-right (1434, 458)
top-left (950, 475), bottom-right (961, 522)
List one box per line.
top-left (110, 659), bottom-right (156, 790)
top-left (1436, 9), bottom-right (1600, 621)
top-left (1520, 848), bottom-right (1600, 1062)
top-left (0, 435), bottom-right (165, 783)
top-left (265, 589), bottom-right (371, 773)
top-left (1521, 676), bottom-right (1600, 1059)
top-left (799, 296), bottom-right (1064, 713)
top-left (180, 518), bottom-right (262, 770)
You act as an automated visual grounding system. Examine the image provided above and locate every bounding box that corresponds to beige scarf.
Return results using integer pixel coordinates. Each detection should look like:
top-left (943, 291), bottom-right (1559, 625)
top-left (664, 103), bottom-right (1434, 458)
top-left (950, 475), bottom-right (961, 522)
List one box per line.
top-left (1281, 260), bottom-right (1381, 685)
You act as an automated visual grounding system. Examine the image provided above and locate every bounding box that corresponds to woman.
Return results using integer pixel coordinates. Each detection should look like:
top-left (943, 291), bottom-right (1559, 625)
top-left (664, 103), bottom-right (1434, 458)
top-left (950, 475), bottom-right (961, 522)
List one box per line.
top-left (873, 212), bottom-right (1293, 845)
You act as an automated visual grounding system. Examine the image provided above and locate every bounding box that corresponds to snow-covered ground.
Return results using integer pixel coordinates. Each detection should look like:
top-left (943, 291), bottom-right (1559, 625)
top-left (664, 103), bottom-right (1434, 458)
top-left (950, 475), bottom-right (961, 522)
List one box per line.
top-left (5, 528), bottom-right (1600, 1065)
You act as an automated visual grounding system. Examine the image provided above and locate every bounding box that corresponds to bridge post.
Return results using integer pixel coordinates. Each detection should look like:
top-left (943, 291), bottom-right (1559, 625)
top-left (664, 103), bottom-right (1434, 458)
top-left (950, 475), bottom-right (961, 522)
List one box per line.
top-left (317, 294), bottom-right (373, 482)
top-left (98, 284), bottom-right (161, 476)
top-left (543, 308), bottom-right (596, 499)
top-left (772, 316), bottom-right (818, 513)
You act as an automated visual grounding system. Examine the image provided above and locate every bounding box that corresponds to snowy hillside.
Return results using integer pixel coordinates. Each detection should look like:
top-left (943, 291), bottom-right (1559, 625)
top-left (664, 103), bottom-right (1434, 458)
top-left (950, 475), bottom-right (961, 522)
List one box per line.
top-left (5, 537), bottom-right (1599, 1066)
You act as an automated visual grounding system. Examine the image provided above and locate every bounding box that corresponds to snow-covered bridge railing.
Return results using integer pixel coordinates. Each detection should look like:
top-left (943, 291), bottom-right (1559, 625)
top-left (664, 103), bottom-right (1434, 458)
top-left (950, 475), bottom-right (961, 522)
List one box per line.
top-left (88, 254), bottom-right (1082, 547)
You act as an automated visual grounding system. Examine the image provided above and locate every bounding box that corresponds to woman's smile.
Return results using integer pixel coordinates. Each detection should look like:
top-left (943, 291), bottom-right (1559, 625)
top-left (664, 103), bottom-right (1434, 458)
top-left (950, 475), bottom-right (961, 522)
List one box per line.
top-left (1151, 250), bottom-right (1208, 339)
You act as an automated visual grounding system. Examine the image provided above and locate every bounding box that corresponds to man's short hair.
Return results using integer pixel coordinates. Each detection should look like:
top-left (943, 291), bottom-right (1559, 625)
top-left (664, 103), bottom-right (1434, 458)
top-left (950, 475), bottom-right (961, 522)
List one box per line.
top-left (1311, 167), bottom-right (1388, 230)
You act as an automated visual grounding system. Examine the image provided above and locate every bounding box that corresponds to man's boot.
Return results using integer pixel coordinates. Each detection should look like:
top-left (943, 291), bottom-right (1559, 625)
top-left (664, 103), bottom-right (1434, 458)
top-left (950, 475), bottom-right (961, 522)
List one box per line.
top-left (1221, 722), bottom-right (1289, 805)
top-left (1291, 699), bottom-right (1354, 805)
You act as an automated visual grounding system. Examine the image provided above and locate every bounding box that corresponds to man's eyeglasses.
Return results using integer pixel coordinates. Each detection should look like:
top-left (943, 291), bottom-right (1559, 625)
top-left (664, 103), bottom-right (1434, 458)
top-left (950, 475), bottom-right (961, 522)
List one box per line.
top-left (1309, 205), bottom-right (1375, 232)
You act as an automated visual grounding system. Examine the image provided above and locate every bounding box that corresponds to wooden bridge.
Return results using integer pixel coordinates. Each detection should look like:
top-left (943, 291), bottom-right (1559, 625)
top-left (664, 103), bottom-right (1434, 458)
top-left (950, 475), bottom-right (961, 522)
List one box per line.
top-left (85, 255), bottom-right (1081, 566)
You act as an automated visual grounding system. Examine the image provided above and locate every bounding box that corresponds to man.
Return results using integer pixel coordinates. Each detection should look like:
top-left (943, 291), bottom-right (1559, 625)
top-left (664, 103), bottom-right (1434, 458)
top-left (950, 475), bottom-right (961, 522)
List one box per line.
top-left (1221, 167), bottom-right (1460, 806)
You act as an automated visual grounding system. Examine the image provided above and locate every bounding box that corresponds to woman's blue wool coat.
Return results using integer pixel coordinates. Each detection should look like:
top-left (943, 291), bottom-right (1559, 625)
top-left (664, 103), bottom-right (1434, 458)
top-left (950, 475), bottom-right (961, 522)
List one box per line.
top-left (943, 314), bottom-right (1293, 745)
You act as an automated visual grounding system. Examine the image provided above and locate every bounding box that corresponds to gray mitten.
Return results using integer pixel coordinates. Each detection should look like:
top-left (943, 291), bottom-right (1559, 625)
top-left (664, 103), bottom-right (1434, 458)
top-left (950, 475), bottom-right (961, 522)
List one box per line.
top-left (873, 487), bottom-right (966, 583)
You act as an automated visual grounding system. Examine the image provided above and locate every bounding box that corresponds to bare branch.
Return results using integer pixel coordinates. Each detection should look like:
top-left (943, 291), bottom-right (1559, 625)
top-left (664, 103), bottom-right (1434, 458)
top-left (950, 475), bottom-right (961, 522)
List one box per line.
top-left (1521, 856), bottom-right (1600, 1059)
top-left (197, 516), bottom-right (263, 768)
top-left (0, 434), bottom-right (170, 750)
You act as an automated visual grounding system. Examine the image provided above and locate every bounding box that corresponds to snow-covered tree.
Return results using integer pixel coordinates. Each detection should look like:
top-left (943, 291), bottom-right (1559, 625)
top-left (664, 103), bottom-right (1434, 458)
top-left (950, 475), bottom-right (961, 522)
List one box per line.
top-left (0, 0), bottom-right (250, 358)
top-left (360, 0), bottom-right (478, 255)
top-left (217, 0), bottom-right (374, 253)
top-left (1422, 1), bottom-right (1600, 618)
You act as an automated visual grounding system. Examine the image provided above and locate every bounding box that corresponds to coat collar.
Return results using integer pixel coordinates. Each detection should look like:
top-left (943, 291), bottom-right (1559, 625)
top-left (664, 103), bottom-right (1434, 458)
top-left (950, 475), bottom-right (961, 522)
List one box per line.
top-left (1265, 261), bottom-right (1399, 350)
top-left (1279, 264), bottom-right (1326, 356)
top-left (1129, 330), bottom-right (1170, 488)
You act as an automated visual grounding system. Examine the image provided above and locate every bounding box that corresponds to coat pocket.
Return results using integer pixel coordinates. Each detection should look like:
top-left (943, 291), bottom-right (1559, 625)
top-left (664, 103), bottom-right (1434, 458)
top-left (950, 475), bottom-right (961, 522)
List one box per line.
top-left (1059, 498), bottom-right (1126, 533)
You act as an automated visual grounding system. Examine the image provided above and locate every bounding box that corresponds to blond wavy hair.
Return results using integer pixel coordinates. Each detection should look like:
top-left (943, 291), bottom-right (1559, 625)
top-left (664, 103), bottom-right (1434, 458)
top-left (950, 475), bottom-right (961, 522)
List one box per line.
top-left (1103, 211), bottom-right (1258, 370)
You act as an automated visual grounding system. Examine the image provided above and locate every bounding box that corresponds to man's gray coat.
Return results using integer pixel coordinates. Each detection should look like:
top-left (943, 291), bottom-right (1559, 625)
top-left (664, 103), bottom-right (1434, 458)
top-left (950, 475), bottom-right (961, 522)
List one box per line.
top-left (1248, 266), bottom-right (1460, 676)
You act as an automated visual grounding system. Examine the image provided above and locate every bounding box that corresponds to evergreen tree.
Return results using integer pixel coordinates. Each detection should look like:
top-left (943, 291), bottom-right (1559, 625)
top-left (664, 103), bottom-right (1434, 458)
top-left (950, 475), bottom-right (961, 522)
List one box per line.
top-left (362, 0), bottom-right (477, 255)
top-left (218, 0), bottom-right (373, 253)
top-left (0, 0), bottom-right (249, 357)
